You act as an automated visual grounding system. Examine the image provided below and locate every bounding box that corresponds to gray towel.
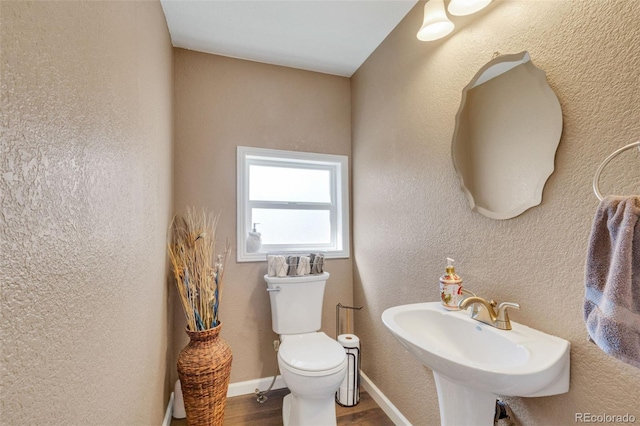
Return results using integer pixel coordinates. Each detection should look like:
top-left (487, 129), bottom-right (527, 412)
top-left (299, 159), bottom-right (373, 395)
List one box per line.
top-left (584, 195), bottom-right (640, 369)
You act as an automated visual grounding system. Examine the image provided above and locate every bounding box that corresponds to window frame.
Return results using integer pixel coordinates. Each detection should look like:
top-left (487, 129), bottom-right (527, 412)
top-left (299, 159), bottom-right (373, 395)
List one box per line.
top-left (237, 146), bottom-right (350, 262)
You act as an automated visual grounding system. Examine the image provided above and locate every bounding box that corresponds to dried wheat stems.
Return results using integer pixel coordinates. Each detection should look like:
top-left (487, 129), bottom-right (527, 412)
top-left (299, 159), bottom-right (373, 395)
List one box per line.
top-left (168, 207), bottom-right (231, 331)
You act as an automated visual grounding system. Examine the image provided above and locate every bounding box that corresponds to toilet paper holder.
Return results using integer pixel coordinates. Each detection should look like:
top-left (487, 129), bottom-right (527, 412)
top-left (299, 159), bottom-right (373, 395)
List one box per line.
top-left (336, 303), bottom-right (363, 407)
top-left (336, 303), bottom-right (363, 337)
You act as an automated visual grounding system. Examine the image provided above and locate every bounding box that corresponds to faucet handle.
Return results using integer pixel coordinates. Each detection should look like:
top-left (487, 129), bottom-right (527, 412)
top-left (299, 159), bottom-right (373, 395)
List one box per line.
top-left (496, 302), bottom-right (520, 330)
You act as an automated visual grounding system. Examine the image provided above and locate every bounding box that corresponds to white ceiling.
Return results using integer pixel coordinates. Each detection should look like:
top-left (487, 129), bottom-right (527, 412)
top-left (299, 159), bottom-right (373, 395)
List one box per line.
top-left (160, 0), bottom-right (418, 77)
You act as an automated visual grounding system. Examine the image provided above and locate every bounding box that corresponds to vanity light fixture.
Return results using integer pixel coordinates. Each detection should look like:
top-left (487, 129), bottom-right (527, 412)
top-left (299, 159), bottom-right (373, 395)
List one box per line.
top-left (448, 0), bottom-right (492, 16)
top-left (417, 0), bottom-right (455, 41)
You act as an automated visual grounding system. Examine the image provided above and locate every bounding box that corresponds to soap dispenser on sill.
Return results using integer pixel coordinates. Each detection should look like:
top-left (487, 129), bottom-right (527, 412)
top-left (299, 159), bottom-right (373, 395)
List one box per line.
top-left (246, 223), bottom-right (262, 253)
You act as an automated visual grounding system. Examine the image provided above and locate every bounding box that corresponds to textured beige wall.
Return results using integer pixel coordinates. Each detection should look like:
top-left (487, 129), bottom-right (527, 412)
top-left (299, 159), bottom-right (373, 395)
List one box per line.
top-left (1, 1), bottom-right (173, 424)
top-left (352, 1), bottom-right (640, 425)
top-left (171, 49), bottom-right (353, 385)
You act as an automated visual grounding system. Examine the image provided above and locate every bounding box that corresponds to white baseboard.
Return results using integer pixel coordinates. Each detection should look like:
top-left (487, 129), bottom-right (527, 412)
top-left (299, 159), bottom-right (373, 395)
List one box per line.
top-left (360, 371), bottom-right (412, 426)
top-left (227, 375), bottom-right (287, 397)
top-left (162, 391), bottom-right (174, 426)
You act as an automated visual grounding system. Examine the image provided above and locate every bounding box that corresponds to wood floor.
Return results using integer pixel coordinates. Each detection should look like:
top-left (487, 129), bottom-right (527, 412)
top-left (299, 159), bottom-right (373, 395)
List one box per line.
top-left (171, 388), bottom-right (395, 426)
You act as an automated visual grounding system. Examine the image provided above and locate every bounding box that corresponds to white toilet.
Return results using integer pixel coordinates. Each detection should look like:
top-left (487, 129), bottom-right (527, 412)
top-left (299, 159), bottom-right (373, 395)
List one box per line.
top-left (265, 272), bottom-right (347, 426)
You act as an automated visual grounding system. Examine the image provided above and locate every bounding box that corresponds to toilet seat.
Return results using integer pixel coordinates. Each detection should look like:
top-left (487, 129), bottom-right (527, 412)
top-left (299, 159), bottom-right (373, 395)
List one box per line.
top-left (279, 332), bottom-right (346, 373)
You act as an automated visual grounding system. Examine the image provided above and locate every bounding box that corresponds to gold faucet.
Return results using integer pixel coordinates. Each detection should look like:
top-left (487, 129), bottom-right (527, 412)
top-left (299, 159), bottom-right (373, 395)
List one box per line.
top-left (458, 296), bottom-right (520, 330)
top-left (459, 288), bottom-right (478, 315)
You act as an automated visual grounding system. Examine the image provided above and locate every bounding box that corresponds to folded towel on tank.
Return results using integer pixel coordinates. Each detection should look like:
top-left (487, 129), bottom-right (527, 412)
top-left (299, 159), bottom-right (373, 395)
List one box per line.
top-left (311, 253), bottom-right (324, 274)
top-left (287, 256), bottom-right (299, 276)
top-left (270, 255), bottom-right (287, 277)
top-left (297, 256), bottom-right (311, 275)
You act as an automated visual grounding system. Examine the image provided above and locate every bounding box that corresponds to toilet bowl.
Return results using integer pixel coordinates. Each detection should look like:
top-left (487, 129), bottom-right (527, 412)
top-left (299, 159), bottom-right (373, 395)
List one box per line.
top-left (278, 332), bottom-right (348, 426)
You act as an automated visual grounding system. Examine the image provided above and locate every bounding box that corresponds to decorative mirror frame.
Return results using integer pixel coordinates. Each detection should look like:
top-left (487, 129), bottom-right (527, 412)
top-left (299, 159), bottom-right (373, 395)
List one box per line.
top-left (451, 51), bottom-right (563, 220)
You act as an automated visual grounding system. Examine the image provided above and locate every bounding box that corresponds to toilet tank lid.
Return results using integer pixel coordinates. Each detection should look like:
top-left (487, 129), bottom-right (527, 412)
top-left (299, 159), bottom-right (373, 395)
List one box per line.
top-left (264, 272), bottom-right (330, 284)
top-left (279, 332), bottom-right (346, 371)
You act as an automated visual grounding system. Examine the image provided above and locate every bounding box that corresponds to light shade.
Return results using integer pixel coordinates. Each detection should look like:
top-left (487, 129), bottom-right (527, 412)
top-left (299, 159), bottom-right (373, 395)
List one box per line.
top-left (417, 0), bottom-right (454, 41)
top-left (448, 0), bottom-right (492, 16)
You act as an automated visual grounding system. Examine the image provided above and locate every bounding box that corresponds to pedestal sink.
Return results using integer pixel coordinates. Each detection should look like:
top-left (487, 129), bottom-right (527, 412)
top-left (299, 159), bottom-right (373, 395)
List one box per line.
top-left (382, 302), bottom-right (570, 426)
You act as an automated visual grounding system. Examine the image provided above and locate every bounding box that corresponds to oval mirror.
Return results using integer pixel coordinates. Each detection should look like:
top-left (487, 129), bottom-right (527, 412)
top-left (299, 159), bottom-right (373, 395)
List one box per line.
top-left (451, 51), bottom-right (563, 220)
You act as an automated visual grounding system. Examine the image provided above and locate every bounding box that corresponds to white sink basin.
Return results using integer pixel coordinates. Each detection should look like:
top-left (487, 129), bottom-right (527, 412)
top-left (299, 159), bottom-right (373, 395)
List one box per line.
top-left (382, 302), bottom-right (570, 425)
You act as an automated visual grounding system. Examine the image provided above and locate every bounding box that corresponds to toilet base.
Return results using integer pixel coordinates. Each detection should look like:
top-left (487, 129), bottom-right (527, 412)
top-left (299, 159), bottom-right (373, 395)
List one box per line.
top-left (282, 392), bottom-right (338, 426)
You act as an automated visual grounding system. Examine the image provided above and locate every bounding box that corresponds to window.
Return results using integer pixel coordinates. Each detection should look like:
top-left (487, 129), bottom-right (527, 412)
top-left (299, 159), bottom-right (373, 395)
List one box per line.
top-left (237, 146), bottom-right (349, 262)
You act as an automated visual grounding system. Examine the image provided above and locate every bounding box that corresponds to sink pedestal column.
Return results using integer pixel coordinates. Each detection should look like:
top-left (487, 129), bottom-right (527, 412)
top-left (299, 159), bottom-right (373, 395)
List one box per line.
top-left (433, 372), bottom-right (496, 426)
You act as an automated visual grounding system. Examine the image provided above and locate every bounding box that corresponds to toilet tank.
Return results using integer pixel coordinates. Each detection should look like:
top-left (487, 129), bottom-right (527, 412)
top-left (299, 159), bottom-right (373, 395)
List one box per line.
top-left (264, 272), bottom-right (330, 335)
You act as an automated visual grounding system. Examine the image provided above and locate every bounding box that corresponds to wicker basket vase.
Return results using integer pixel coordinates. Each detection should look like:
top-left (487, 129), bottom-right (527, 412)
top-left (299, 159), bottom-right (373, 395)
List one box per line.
top-left (177, 323), bottom-right (233, 426)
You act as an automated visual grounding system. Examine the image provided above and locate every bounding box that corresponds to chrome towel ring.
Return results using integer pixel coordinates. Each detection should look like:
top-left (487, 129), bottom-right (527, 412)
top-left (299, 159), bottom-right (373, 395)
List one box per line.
top-left (592, 141), bottom-right (640, 201)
